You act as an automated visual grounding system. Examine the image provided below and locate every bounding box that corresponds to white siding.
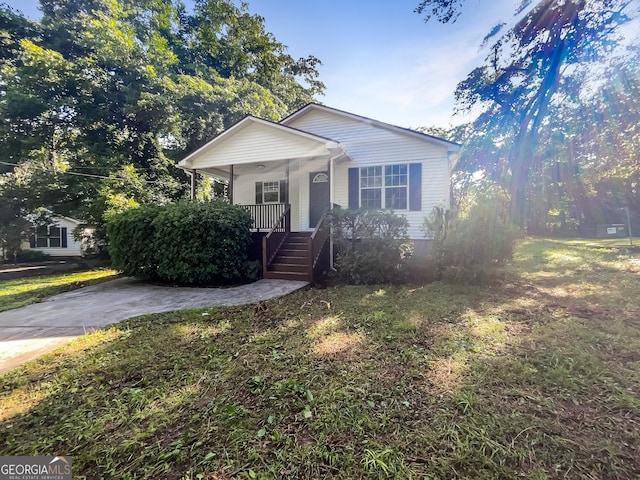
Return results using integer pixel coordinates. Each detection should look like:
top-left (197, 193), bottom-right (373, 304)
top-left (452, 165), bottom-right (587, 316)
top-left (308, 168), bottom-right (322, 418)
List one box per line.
top-left (285, 110), bottom-right (447, 164)
top-left (189, 121), bottom-right (330, 169)
top-left (21, 217), bottom-right (84, 257)
top-left (287, 108), bottom-right (451, 239)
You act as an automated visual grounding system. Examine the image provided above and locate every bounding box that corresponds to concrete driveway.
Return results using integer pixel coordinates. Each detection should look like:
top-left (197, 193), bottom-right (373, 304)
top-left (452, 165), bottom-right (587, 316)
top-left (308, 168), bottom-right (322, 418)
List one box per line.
top-left (0, 277), bottom-right (307, 374)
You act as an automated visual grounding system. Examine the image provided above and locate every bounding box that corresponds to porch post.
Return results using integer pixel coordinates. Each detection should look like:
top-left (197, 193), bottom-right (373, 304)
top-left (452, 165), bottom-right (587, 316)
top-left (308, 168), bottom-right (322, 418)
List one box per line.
top-left (228, 165), bottom-right (234, 204)
top-left (285, 160), bottom-right (290, 203)
top-left (190, 169), bottom-right (198, 201)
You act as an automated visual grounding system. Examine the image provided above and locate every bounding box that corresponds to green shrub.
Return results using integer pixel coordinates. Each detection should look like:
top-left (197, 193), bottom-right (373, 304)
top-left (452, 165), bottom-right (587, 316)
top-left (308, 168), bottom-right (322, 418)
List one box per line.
top-left (106, 204), bottom-right (162, 279)
top-left (331, 208), bottom-right (412, 284)
top-left (424, 190), bottom-right (519, 283)
top-left (107, 201), bottom-right (253, 285)
top-left (405, 254), bottom-right (441, 285)
top-left (15, 250), bottom-right (50, 263)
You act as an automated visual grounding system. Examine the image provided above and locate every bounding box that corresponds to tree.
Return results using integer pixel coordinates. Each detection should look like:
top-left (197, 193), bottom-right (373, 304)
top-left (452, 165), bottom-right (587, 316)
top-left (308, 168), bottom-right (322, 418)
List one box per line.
top-left (0, 199), bottom-right (31, 263)
top-left (0, 0), bottom-right (324, 248)
top-left (416, 0), bottom-right (636, 227)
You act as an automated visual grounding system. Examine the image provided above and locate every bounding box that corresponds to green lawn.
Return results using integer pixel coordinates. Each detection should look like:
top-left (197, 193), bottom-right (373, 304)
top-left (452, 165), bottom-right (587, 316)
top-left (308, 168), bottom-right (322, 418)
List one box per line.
top-left (0, 268), bottom-right (120, 312)
top-left (1, 239), bottom-right (639, 479)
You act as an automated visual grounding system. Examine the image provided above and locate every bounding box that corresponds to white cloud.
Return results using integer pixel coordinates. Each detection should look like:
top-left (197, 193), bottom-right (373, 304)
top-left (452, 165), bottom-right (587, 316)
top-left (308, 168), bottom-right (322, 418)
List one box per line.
top-left (314, 0), bottom-right (520, 129)
top-left (321, 30), bottom-right (490, 128)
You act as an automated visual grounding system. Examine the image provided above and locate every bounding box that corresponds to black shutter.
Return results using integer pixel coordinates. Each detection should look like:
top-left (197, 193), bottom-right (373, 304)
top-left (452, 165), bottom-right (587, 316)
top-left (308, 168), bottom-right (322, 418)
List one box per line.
top-left (61, 227), bottom-right (68, 248)
top-left (348, 167), bottom-right (359, 209)
top-left (279, 179), bottom-right (287, 203)
top-left (29, 235), bottom-right (36, 248)
top-left (409, 163), bottom-right (422, 211)
top-left (255, 182), bottom-right (263, 204)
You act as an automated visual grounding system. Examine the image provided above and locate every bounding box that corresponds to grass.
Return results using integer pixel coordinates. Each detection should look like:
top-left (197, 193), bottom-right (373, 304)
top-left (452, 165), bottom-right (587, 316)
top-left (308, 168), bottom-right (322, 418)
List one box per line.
top-left (1, 238), bottom-right (639, 479)
top-left (0, 268), bottom-right (120, 312)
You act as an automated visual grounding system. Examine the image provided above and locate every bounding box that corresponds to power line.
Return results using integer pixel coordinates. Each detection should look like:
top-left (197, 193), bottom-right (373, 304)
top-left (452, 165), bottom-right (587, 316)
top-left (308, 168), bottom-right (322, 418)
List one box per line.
top-left (0, 161), bottom-right (164, 184)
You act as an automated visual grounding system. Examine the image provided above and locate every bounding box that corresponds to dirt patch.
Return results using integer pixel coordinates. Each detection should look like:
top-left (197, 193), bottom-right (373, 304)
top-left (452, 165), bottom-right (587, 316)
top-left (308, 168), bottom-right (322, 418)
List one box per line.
top-left (426, 357), bottom-right (465, 395)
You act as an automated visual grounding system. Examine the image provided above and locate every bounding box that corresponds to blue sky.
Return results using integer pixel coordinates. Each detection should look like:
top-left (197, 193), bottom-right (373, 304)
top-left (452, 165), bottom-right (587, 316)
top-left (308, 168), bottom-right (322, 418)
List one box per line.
top-left (4, 0), bottom-right (518, 128)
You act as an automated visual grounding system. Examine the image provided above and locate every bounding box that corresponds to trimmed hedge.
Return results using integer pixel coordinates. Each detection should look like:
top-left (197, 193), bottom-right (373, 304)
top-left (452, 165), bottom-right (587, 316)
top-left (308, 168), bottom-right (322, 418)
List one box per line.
top-left (107, 201), bottom-right (253, 285)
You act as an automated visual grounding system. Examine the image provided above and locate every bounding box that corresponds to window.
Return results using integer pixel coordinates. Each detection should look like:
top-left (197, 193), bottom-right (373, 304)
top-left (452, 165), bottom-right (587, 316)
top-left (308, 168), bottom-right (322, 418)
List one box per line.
top-left (34, 225), bottom-right (67, 248)
top-left (360, 164), bottom-right (408, 210)
top-left (360, 166), bottom-right (383, 209)
top-left (384, 164), bottom-right (408, 209)
top-left (262, 181), bottom-right (280, 203)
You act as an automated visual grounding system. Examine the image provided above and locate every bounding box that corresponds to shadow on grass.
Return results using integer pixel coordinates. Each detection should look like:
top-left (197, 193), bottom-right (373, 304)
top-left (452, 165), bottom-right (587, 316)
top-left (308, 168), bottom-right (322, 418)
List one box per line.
top-left (1, 239), bottom-right (639, 479)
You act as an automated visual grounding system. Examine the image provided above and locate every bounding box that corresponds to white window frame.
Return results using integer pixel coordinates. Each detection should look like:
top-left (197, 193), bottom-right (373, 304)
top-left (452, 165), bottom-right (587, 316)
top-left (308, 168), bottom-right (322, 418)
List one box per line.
top-left (35, 225), bottom-right (66, 248)
top-left (359, 164), bottom-right (409, 210)
top-left (262, 181), bottom-right (280, 204)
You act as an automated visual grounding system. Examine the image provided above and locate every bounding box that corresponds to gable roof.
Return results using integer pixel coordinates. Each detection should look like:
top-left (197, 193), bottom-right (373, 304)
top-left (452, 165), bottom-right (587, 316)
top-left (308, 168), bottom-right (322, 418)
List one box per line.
top-left (281, 103), bottom-right (461, 152)
top-left (52, 214), bottom-right (83, 225)
top-left (39, 209), bottom-right (84, 225)
top-left (179, 115), bottom-right (343, 169)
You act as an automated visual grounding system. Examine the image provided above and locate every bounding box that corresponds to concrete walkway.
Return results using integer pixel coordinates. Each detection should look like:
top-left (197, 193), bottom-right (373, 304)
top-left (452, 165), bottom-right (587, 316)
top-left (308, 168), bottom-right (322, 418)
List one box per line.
top-left (0, 277), bottom-right (308, 374)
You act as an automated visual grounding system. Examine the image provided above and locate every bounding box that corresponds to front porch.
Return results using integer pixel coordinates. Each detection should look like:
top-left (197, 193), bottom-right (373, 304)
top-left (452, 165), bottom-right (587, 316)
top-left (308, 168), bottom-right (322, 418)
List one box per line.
top-left (178, 116), bottom-right (348, 282)
top-left (240, 203), bottom-right (331, 283)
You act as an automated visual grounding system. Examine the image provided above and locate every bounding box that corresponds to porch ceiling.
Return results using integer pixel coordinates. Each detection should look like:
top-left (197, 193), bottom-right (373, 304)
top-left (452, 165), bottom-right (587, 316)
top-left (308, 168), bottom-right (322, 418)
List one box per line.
top-left (197, 158), bottom-right (328, 181)
top-left (178, 116), bottom-right (344, 172)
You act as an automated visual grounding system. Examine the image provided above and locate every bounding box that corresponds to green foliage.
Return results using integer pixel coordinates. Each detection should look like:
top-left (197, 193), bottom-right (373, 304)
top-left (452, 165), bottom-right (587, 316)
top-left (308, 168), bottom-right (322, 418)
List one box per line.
top-left (106, 204), bottom-right (162, 279)
top-left (417, 0), bottom-right (637, 228)
top-left (15, 250), bottom-right (50, 263)
top-left (425, 188), bottom-right (519, 282)
top-left (331, 209), bottom-right (412, 284)
top-left (0, 201), bottom-right (31, 263)
top-left (107, 201), bottom-right (253, 284)
top-left (0, 0), bottom-right (324, 244)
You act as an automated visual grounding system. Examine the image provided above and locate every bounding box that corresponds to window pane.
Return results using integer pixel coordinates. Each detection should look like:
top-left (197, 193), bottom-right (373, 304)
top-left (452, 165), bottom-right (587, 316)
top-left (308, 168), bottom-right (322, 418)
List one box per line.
top-left (385, 187), bottom-right (407, 209)
top-left (264, 191), bottom-right (279, 203)
top-left (361, 188), bottom-right (382, 209)
top-left (263, 181), bottom-right (279, 203)
top-left (360, 166), bottom-right (382, 188)
top-left (36, 226), bottom-right (48, 236)
top-left (49, 237), bottom-right (61, 247)
top-left (49, 227), bottom-right (60, 237)
top-left (385, 164), bottom-right (408, 186)
top-left (36, 237), bottom-right (48, 248)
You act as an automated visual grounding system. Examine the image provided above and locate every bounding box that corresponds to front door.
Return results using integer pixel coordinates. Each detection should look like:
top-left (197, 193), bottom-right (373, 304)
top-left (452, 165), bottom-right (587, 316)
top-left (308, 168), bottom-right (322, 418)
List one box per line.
top-left (309, 171), bottom-right (330, 228)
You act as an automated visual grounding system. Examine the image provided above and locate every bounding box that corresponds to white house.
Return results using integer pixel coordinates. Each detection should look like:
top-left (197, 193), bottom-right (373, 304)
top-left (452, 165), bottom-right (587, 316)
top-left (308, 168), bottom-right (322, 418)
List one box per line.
top-left (22, 214), bottom-right (88, 257)
top-left (178, 103), bottom-right (460, 281)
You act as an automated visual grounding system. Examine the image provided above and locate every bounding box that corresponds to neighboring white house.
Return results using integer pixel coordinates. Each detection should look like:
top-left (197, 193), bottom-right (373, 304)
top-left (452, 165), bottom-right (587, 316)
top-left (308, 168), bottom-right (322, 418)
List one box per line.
top-left (21, 214), bottom-right (88, 257)
top-left (178, 103), bottom-right (460, 280)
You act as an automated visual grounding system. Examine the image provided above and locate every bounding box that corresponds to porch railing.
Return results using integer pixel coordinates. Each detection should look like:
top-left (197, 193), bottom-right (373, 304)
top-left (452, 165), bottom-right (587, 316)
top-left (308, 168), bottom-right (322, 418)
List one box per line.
top-left (308, 210), bottom-right (331, 283)
top-left (262, 205), bottom-right (291, 272)
top-left (241, 204), bottom-right (288, 232)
